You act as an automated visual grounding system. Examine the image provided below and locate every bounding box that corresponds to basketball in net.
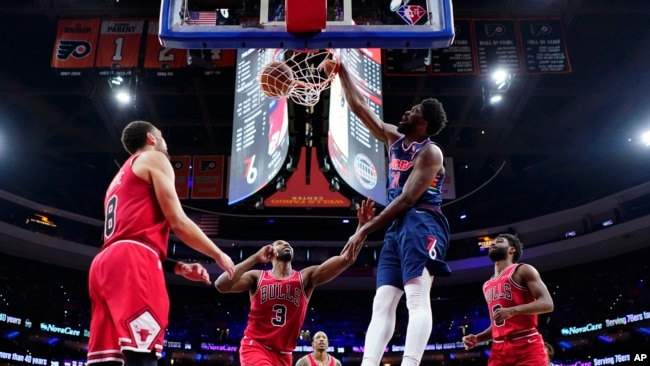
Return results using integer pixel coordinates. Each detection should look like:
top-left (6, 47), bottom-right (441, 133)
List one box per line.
top-left (260, 49), bottom-right (340, 107)
top-left (260, 61), bottom-right (295, 99)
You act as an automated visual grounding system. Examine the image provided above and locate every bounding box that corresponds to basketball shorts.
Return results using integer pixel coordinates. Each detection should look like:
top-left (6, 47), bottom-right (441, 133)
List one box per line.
top-left (87, 240), bottom-right (169, 364)
top-left (377, 207), bottom-right (451, 289)
top-left (489, 334), bottom-right (548, 366)
top-left (239, 336), bottom-right (293, 366)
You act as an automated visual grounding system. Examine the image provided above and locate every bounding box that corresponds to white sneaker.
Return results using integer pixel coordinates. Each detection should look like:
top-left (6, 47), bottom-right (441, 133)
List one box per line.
top-left (389, 0), bottom-right (402, 12)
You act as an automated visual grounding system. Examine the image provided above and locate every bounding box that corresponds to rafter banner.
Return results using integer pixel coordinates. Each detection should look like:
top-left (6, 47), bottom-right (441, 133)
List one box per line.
top-left (95, 19), bottom-right (145, 75)
top-left (171, 156), bottom-right (191, 200)
top-left (191, 155), bottom-right (225, 199)
top-left (51, 19), bottom-right (101, 76)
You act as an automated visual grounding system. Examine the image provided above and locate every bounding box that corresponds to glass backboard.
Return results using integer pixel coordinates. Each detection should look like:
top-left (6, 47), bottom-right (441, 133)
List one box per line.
top-left (159, 0), bottom-right (454, 49)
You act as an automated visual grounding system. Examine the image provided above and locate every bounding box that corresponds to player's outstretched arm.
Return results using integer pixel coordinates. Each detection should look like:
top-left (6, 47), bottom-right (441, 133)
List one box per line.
top-left (303, 200), bottom-right (375, 293)
top-left (173, 261), bottom-right (211, 285)
top-left (336, 63), bottom-right (399, 145)
top-left (214, 245), bottom-right (275, 293)
top-left (141, 150), bottom-right (235, 278)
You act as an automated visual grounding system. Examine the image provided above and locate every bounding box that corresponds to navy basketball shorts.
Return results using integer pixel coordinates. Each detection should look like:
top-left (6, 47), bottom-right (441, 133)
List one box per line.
top-left (376, 208), bottom-right (451, 289)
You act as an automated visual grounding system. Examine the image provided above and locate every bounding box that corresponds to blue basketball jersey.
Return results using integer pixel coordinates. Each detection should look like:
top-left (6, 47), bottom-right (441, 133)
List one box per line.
top-left (387, 135), bottom-right (445, 206)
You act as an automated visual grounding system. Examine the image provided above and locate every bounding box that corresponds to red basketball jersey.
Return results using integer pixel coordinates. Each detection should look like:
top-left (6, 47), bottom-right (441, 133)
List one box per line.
top-left (102, 153), bottom-right (170, 258)
top-left (307, 354), bottom-right (338, 366)
top-left (243, 270), bottom-right (309, 352)
top-left (483, 263), bottom-right (538, 339)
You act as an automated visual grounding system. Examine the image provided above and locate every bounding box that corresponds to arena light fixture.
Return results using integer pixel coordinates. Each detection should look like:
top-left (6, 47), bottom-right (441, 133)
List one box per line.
top-left (491, 69), bottom-right (511, 90)
top-left (329, 177), bottom-right (340, 192)
top-left (275, 177), bottom-right (286, 192)
top-left (489, 95), bottom-right (503, 104)
top-left (254, 196), bottom-right (264, 210)
top-left (285, 156), bottom-right (297, 172)
top-left (641, 130), bottom-right (650, 146)
top-left (115, 91), bottom-right (132, 104)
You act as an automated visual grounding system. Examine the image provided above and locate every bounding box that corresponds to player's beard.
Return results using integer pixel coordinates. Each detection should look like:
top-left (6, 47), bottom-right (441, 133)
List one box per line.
top-left (488, 247), bottom-right (509, 262)
top-left (276, 250), bottom-right (293, 262)
top-left (397, 122), bottom-right (413, 134)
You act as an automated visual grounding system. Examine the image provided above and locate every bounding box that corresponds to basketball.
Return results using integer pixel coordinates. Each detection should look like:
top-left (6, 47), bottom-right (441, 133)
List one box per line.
top-left (260, 61), bottom-right (294, 98)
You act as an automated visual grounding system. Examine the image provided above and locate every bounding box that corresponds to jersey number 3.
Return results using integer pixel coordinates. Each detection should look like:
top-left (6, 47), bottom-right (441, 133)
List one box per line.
top-left (272, 304), bottom-right (287, 326)
top-left (104, 195), bottom-right (118, 239)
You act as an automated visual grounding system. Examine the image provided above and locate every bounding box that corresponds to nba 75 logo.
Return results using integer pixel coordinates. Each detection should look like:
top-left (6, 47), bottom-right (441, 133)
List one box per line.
top-left (56, 40), bottom-right (92, 60)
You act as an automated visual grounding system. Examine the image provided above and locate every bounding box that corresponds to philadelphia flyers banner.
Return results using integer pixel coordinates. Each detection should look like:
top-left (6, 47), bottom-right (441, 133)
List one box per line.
top-left (144, 20), bottom-right (186, 77)
top-left (95, 19), bottom-right (145, 75)
top-left (51, 19), bottom-right (101, 76)
top-left (191, 156), bottom-right (225, 199)
top-left (171, 156), bottom-right (191, 199)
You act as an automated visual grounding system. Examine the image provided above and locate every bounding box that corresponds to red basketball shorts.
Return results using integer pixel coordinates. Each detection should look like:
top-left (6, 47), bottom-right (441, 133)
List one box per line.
top-left (87, 240), bottom-right (169, 364)
top-left (239, 336), bottom-right (293, 366)
top-left (488, 333), bottom-right (547, 366)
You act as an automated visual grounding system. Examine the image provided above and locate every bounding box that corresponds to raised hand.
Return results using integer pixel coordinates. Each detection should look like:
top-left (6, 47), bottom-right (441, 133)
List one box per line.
top-left (256, 245), bottom-right (276, 264)
top-left (321, 58), bottom-right (340, 78)
top-left (177, 262), bottom-right (211, 285)
top-left (357, 198), bottom-right (376, 225)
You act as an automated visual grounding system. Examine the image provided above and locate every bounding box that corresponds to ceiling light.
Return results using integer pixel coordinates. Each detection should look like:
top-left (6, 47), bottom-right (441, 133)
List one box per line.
top-left (641, 131), bottom-right (650, 146)
top-left (109, 76), bottom-right (124, 86)
top-left (115, 91), bottom-right (131, 104)
top-left (489, 95), bottom-right (503, 104)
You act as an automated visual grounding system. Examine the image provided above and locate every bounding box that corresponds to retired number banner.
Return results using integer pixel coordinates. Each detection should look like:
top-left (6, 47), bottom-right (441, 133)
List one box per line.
top-left (144, 20), bottom-right (186, 76)
top-left (95, 19), bottom-right (145, 74)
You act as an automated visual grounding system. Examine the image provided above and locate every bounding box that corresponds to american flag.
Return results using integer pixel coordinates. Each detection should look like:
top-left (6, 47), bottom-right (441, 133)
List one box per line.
top-left (186, 11), bottom-right (217, 25)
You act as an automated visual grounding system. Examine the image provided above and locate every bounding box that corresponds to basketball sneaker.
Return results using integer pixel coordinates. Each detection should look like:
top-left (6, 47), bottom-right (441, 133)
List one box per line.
top-left (390, 0), bottom-right (410, 12)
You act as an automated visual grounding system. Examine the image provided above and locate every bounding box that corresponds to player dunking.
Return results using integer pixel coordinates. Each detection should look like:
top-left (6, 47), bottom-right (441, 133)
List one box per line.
top-left (462, 234), bottom-right (554, 366)
top-left (214, 200), bottom-right (375, 366)
top-left (295, 331), bottom-right (342, 366)
top-left (329, 61), bottom-right (451, 366)
top-left (87, 121), bottom-right (235, 365)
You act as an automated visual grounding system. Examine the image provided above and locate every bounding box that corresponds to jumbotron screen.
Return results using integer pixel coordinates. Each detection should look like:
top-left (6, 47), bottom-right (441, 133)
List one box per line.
top-left (228, 49), bottom-right (289, 204)
top-left (328, 48), bottom-right (387, 206)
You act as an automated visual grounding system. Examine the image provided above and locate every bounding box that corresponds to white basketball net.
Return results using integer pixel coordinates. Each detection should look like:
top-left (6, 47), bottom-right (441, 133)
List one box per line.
top-left (265, 49), bottom-right (339, 107)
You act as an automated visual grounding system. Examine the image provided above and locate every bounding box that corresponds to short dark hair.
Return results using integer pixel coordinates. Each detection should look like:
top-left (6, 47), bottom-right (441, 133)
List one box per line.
top-left (420, 98), bottom-right (448, 136)
top-left (121, 120), bottom-right (156, 154)
top-left (496, 233), bottom-right (523, 262)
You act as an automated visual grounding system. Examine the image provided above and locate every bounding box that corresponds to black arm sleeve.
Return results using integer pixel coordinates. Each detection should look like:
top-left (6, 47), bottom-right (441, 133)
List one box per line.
top-left (162, 258), bottom-right (180, 273)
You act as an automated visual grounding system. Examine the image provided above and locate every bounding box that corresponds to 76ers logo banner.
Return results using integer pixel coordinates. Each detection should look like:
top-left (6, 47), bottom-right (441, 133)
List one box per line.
top-left (51, 19), bottom-right (101, 74)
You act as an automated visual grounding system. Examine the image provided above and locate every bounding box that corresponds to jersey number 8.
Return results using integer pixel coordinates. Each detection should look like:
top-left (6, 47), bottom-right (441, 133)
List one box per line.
top-left (104, 195), bottom-right (118, 239)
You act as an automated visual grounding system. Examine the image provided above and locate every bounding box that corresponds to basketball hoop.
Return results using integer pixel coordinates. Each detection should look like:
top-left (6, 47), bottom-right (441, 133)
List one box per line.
top-left (261, 49), bottom-right (340, 107)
